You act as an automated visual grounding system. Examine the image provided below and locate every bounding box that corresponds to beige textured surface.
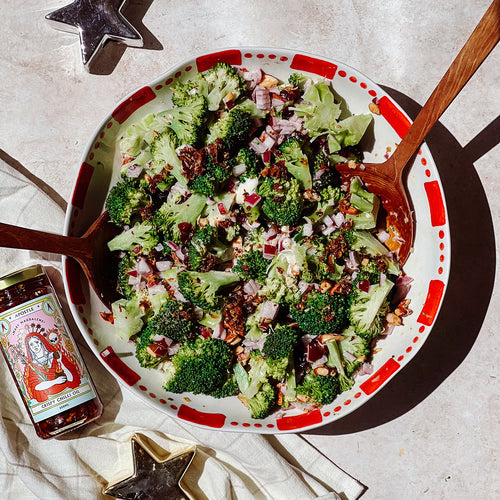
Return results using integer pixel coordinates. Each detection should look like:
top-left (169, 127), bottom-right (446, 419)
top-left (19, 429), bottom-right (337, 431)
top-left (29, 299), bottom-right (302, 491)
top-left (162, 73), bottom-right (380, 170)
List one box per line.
top-left (1, 0), bottom-right (498, 498)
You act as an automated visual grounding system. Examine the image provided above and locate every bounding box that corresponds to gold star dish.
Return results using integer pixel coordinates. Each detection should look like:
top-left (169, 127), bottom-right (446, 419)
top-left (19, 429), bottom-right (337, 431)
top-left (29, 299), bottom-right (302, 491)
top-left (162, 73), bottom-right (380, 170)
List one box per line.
top-left (103, 434), bottom-right (196, 499)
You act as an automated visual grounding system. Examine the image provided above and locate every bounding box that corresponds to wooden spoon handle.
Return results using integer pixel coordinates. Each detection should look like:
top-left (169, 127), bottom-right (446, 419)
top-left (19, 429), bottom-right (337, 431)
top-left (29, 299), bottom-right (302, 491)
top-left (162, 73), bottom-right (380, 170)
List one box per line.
top-left (392, 0), bottom-right (500, 170)
top-left (0, 222), bottom-right (89, 261)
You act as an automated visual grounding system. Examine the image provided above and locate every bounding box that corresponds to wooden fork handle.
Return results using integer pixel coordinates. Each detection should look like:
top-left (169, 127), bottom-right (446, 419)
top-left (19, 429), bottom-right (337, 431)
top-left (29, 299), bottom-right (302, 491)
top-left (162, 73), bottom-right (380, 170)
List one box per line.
top-left (392, 0), bottom-right (500, 170)
top-left (0, 222), bottom-right (90, 262)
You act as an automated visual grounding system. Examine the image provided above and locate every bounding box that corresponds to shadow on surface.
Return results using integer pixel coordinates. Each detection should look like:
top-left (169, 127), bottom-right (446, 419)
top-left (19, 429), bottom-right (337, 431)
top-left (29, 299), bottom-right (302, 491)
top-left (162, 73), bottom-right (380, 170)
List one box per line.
top-left (305, 87), bottom-right (498, 436)
top-left (89, 0), bottom-right (162, 75)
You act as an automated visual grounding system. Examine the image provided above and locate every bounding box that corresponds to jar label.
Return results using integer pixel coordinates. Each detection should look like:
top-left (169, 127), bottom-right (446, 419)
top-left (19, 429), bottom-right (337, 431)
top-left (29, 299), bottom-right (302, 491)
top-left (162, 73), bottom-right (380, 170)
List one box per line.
top-left (0, 293), bottom-right (96, 423)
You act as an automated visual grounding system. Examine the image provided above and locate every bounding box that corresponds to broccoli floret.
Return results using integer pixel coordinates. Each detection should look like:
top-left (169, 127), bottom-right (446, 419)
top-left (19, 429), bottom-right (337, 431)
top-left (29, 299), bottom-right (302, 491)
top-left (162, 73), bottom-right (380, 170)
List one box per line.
top-left (187, 225), bottom-right (220, 271)
top-left (210, 375), bottom-right (239, 399)
top-left (311, 151), bottom-right (342, 193)
top-left (262, 325), bottom-right (299, 361)
top-left (265, 243), bottom-right (313, 304)
top-left (307, 184), bottom-right (341, 224)
top-left (108, 220), bottom-right (160, 254)
top-left (117, 253), bottom-right (137, 300)
top-left (235, 147), bottom-right (262, 179)
top-left (177, 270), bottom-right (240, 311)
top-left (160, 94), bottom-right (208, 147)
top-left (163, 337), bottom-right (235, 397)
top-left (150, 128), bottom-right (186, 185)
top-left (141, 300), bottom-right (197, 344)
top-left (295, 370), bottom-right (340, 406)
top-left (171, 73), bottom-right (209, 107)
top-left (247, 382), bottom-right (276, 419)
top-left (105, 180), bottom-right (151, 227)
top-left (258, 177), bottom-right (304, 226)
top-left (290, 291), bottom-right (350, 335)
top-left (203, 62), bottom-right (247, 111)
top-left (339, 327), bottom-right (371, 376)
top-left (349, 278), bottom-right (394, 338)
top-left (288, 72), bottom-right (309, 89)
top-left (136, 300), bottom-right (197, 369)
top-left (305, 239), bottom-right (343, 282)
top-left (264, 245), bottom-right (309, 304)
top-left (154, 193), bottom-right (207, 244)
top-left (353, 261), bottom-right (381, 286)
top-left (278, 138), bottom-right (312, 190)
top-left (232, 250), bottom-right (269, 285)
top-left (188, 155), bottom-right (231, 198)
top-left (325, 340), bottom-right (354, 392)
top-left (208, 108), bottom-right (253, 151)
top-left (349, 230), bottom-right (399, 276)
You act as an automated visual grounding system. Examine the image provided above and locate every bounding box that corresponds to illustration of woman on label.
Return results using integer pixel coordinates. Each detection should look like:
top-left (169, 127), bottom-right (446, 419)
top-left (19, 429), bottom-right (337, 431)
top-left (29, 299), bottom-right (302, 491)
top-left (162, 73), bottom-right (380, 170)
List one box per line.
top-left (23, 331), bottom-right (80, 402)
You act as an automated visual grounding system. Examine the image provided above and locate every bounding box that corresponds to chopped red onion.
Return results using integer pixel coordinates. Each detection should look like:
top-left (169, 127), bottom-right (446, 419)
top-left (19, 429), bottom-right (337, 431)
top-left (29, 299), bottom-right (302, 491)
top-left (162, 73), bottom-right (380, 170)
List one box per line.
top-left (314, 168), bottom-right (325, 180)
top-left (263, 226), bottom-right (278, 239)
top-left (153, 334), bottom-right (173, 346)
top-left (137, 258), bottom-right (153, 276)
top-left (379, 272), bottom-right (387, 286)
top-left (263, 244), bottom-right (277, 259)
top-left (126, 164), bottom-right (143, 178)
top-left (212, 322), bottom-right (226, 339)
top-left (148, 283), bottom-right (167, 295)
top-left (166, 241), bottom-right (179, 251)
top-left (302, 223), bottom-right (313, 237)
top-left (359, 363), bottom-right (374, 376)
top-left (392, 275), bottom-right (414, 303)
top-left (260, 300), bottom-right (279, 320)
top-left (345, 251), bottom-right (359, 271)
top-left (322, 225), bottom-right (336, 236)
top-left (245, 192), bottom-right (261, 207)
top-left (262, 150), bottom-right (272, 163)
top-left (156, 260), bottom-right (173, 272)
top-left (343, 351), bottom-right (357, 362)
top-left (323, 215), bottom-right (334, 227)
top-left (232, 163), bottom-right (247, 176)
top-left (168, 344), bottom-right (181, 356)
top-left (377, 230), bottom-right (390, 243)
top-left (332, 212), bottom-right (345, 227)
top-left (128, 274), bottom-right (141, 286)
top-left (249, 137), bottom-right (268, 154)
top-left (243, 69), bottom-right (262, 90)
top-left (242, 220), bottom-right (261, 231)
top-left (262, 133), bottom-right (276, 150)
top-left (243, 279), bottom-right (261, 296)
top-left (255, 86), bottom-right (271, 110)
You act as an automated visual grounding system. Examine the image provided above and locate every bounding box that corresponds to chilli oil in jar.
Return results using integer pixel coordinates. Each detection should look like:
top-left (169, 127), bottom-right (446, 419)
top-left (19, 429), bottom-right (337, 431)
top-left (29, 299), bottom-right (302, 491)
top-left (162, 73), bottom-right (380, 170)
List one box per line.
top-left (0, 264), bottom-right (103, 438)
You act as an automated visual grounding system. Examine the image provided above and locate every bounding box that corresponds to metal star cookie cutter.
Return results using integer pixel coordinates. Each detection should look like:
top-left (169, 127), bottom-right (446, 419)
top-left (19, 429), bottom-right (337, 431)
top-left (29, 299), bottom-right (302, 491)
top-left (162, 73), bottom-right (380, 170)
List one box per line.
top-left (45, 0), bottom-right (143, 71)
top-left (103, 433), bottom-right (197, 500)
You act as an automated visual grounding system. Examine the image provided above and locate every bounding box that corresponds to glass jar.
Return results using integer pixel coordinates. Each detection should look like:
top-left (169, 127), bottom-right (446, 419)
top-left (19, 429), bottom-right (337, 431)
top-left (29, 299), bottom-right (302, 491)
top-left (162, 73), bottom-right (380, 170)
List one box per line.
top-left (0, 264), bottom-right (103, 438)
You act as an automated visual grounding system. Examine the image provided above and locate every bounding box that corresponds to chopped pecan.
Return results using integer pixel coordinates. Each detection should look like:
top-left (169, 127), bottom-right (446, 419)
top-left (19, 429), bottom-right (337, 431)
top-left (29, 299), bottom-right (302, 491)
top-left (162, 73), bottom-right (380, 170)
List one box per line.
top-left (326, 233), bottom-right (349, 260)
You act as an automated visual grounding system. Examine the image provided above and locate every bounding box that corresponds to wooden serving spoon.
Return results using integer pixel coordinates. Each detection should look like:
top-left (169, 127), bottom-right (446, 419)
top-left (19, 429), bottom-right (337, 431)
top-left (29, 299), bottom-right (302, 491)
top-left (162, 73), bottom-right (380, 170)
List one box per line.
top-left (336, 0), bottom-right (499, 265)
top-left (0, 212), bottom-right (120, 308)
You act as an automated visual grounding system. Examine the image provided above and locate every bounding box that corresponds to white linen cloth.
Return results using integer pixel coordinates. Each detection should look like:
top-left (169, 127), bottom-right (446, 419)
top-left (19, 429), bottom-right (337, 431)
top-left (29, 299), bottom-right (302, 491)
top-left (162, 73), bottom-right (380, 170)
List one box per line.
top-left (0, 155), bottom-right (365, 500)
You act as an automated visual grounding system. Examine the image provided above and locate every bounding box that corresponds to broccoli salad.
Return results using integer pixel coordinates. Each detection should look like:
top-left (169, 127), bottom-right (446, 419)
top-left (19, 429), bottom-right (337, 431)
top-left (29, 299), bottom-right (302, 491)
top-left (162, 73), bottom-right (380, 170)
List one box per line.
top-left (104, 62), bottom-right (413, 419)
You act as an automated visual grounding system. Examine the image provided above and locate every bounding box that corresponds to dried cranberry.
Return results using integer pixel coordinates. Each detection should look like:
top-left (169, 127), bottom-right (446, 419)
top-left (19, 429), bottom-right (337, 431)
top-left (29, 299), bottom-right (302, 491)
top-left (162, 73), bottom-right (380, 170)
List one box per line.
top-left (177, 222), bottom-right (194, 243)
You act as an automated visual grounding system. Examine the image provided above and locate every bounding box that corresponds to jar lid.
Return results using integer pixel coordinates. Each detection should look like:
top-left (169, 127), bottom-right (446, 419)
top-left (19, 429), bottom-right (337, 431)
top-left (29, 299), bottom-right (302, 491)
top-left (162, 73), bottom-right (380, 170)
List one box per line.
top-left (0, 265), bottom-right (45, 291)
